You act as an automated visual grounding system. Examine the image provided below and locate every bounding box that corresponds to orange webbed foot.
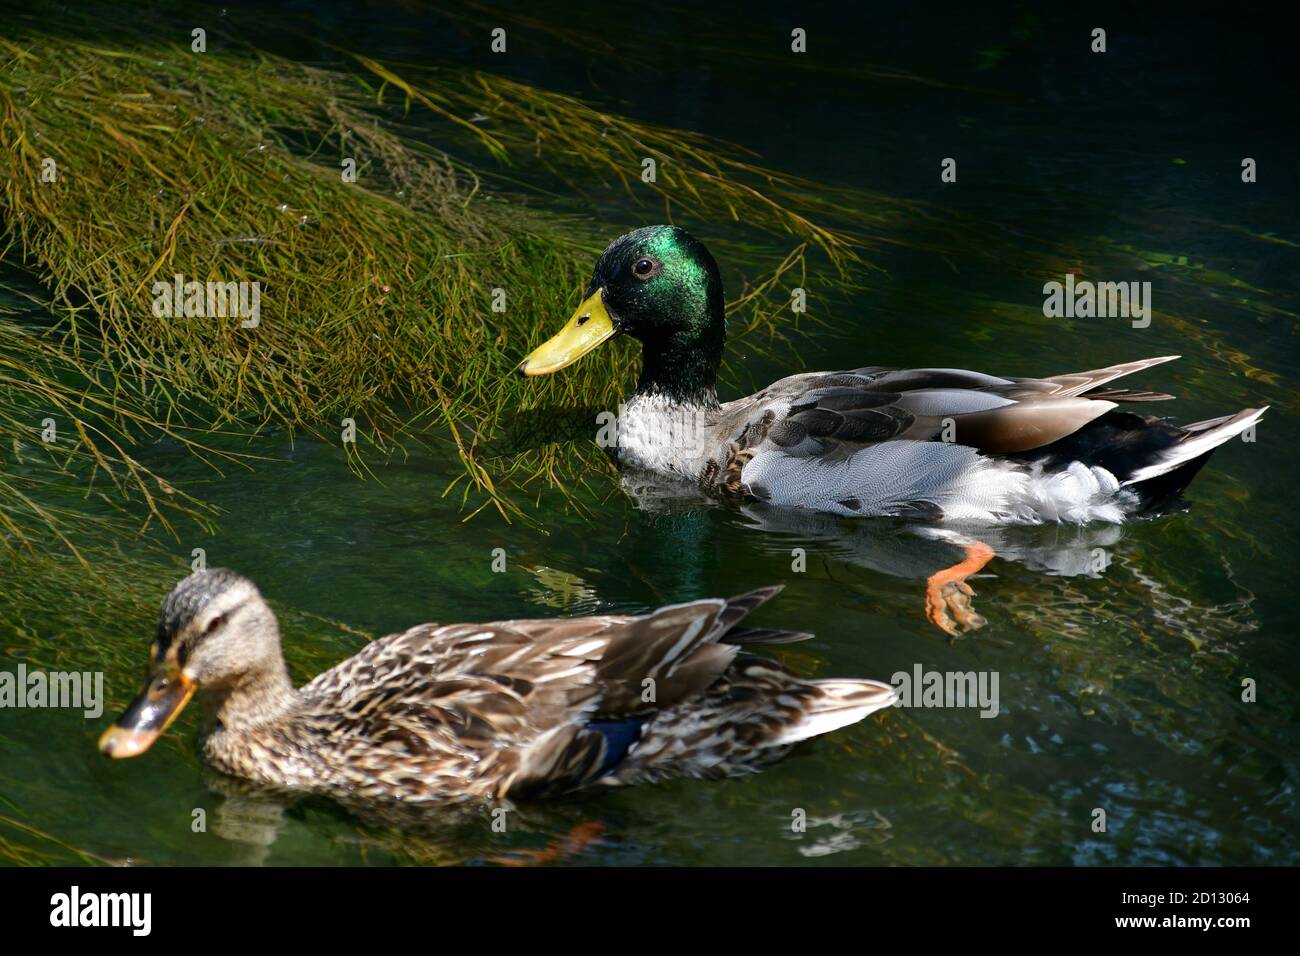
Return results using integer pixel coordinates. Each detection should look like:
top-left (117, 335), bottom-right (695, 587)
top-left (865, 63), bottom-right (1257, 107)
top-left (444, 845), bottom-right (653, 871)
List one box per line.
top-left (489, 822), bottom-right (605, 867)
top-left (924, 541), bottom-right (995, 637)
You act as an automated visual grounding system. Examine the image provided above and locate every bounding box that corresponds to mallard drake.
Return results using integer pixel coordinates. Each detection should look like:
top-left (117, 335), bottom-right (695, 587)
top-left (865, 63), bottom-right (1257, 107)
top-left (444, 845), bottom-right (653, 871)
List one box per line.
top-left (98, 569), bottom-right (896, 803)
top-left (518, 225), bottom-right (1266, 632)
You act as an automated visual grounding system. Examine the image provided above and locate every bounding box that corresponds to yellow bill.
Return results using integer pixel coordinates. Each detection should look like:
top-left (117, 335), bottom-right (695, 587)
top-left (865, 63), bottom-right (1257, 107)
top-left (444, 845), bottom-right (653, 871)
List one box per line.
top-left (98, 669), bottom-right (196, 759)
top-left (517, 289), bottom-right (615, 376)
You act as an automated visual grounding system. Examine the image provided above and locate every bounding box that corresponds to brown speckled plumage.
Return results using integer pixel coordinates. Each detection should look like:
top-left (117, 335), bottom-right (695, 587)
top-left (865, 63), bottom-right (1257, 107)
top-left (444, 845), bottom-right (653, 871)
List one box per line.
top-left (112, 571), bottom-right (897, 805)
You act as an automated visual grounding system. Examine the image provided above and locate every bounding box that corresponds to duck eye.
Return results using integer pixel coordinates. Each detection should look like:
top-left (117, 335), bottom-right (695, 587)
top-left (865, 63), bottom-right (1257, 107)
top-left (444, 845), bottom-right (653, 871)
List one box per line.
top-left (633, 258), bottom-right (656, 278)
top-left (204, 614), bottom-right (226, 636)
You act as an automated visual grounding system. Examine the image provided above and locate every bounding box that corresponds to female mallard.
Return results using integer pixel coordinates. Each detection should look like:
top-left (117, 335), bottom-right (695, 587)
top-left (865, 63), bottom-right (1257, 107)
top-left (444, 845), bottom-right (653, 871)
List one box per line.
top-left (99, 569), bottom-right (896, 803)
top-left (518, 225), bottom-right (1266, 632)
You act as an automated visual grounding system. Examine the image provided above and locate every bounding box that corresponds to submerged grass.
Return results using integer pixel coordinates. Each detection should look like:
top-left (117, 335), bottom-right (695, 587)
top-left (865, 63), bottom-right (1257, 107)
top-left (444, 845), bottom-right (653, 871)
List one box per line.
top-left (0, 6), bottom-right (895, 540)
top-left (0, 292), bottom-right (229, 562)
top-left (0, 34), bottom-right (591, 525)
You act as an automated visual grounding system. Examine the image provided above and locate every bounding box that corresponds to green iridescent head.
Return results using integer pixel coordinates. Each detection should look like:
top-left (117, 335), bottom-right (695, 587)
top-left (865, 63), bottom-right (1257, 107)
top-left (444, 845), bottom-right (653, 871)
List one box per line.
top-left (518, 225), bottom-right (727, 403)
top-left (585, 225), bottom-right (722, 340)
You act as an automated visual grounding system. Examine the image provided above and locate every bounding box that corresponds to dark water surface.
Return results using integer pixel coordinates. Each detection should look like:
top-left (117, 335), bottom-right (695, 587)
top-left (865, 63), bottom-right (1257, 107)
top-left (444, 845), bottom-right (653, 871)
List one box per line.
top-left (2, 3), bottom-right (1297, 865)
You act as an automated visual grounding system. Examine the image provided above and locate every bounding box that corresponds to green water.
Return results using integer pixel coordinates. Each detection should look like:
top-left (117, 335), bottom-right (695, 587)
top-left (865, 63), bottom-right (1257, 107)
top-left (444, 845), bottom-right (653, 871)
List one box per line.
top-left (2, 4), bottom-right (1297, 865)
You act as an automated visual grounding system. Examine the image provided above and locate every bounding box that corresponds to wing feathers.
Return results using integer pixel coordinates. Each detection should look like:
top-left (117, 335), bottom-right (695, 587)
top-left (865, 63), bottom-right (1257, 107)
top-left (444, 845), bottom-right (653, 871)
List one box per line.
top-left (953, 397), bottom-right (1117, 453)
top-left (733, 356), bottom-right (1183, 462)
top-left (321, 589), bottom-right (893, 797)
top-left (1030, 355), bottom-right (1180, 398)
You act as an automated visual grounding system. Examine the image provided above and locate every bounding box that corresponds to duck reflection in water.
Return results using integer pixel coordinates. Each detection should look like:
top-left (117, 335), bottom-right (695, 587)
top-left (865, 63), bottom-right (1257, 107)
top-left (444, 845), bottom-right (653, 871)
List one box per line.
top-left (621, 466), bottom-right (1156, 638)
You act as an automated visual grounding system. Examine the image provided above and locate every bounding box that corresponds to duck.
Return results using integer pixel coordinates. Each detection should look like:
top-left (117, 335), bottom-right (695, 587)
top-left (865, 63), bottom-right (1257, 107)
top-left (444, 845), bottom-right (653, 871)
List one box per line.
top-left (98, 569), bottom-right (897, 803)
top-left (517, 225), bottom-right (1266, 633)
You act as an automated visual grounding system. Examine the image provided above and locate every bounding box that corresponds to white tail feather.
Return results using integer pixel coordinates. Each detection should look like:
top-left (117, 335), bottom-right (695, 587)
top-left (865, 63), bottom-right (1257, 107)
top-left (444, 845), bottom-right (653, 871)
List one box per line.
top-left (1123, 407), bottom-right (1267, 486)
top-left (771, 679), bottom-right (897, 746)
